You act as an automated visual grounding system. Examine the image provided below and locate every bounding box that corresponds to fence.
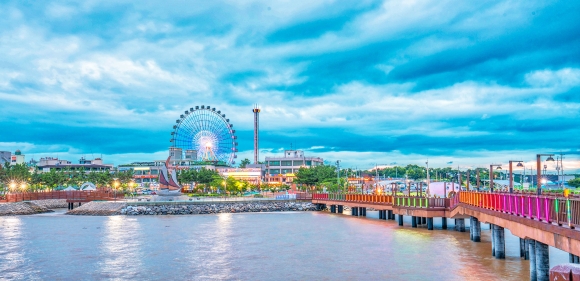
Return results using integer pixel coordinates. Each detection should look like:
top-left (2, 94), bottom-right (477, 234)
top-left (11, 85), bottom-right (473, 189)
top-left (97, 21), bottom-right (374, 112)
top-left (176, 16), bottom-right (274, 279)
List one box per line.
top-left (0, 190), bottom-right (123, 203)
top-left (458, 191), bottom-right (579, 229)
top-left (312, 193), bottom-right (450, 208)
top-left (275, 194), bottom-right (297, 200)
top-left (393, 196), bottom-right (449, 208)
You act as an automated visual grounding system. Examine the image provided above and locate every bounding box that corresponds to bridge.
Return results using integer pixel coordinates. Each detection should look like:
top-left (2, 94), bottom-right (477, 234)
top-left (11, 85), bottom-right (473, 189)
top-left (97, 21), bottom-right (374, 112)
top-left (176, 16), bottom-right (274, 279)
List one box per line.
top-left (312, 191), bottom-right (580, 281)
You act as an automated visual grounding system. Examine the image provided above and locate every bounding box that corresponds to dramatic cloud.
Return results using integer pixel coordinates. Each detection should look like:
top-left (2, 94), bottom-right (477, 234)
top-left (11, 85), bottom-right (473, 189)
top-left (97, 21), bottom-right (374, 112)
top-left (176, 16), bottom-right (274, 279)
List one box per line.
top-left (0, 0), bottom-right (579, 170)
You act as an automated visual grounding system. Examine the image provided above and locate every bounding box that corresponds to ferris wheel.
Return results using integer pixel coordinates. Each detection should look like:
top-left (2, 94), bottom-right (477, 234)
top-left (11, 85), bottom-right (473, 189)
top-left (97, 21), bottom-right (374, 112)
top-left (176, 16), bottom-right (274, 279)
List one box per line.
top-left (170, 105), bottom-right (237, 166)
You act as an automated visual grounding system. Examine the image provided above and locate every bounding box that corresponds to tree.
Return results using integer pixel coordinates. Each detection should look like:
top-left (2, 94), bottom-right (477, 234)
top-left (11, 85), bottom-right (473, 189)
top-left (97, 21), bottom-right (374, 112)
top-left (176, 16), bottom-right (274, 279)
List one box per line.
top-left (568, 178), bottom-right (580, 188)
top-left (295, 165), bottom-right (337, 190)
top-left (239, 158), bottom-right (251, 168)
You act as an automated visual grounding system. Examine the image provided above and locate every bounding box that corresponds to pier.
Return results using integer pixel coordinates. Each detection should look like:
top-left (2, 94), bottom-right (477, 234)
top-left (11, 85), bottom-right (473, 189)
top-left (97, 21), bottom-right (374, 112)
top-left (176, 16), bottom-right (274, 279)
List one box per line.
top-left (313, 191), bottom-right (580, 281)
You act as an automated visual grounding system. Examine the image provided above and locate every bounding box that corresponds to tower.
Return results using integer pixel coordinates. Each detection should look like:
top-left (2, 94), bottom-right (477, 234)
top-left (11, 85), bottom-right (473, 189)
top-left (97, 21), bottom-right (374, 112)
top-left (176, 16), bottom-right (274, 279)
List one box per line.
top-left (252, 105), bottom-right (260, 164)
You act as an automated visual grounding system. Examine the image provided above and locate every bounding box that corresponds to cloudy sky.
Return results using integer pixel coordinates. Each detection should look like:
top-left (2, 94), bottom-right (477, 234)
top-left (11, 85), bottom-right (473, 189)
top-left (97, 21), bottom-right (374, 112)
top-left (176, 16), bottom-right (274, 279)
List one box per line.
top-left (1, 1), bottom-right (579, 171)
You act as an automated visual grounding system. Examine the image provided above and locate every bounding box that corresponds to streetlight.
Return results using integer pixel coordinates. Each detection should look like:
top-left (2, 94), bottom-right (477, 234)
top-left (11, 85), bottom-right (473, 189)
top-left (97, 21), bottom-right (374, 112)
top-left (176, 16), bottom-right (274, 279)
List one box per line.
top-left (9, 180), bottom-right (16, 193)
top-left (113, 178), bottom-right (119, 201)
top-left (128, 180), bottom-right (135, 198)
top-left (536, 154), bottom-right (555, 195)
top-left (508, 161), bottom-right (524, 193)
top-left (489, 164), bottom-right (502, 192)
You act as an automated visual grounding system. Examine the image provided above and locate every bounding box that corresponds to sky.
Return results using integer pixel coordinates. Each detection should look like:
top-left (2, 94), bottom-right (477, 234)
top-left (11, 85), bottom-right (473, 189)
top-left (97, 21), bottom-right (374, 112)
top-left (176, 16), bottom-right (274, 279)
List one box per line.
top-left (0, 1), bottom-right (579, 172)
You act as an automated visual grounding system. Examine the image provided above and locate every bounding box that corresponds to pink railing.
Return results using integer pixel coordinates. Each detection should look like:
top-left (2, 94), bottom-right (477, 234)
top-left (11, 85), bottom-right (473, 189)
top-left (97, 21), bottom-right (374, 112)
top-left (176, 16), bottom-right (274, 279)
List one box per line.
top-left (458, 192), bottom-right (579, 229)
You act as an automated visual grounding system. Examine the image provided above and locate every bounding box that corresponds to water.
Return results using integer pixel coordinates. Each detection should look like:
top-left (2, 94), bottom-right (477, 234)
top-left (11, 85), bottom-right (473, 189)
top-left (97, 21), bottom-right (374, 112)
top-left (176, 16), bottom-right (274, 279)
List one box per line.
top-left (0, 210), bottom-right (569, 280)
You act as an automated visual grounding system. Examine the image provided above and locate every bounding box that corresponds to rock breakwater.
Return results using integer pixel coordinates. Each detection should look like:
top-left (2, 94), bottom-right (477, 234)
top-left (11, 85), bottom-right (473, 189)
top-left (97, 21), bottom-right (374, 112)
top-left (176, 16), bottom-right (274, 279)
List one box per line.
top-left (121, 201), bottom-right (317, 215)
top-left (31, 199), bottom-right (68, 209)
top-left (67, 202), bottom-right (127, 216)
top-left (0, 201), bottom-right (51, 216)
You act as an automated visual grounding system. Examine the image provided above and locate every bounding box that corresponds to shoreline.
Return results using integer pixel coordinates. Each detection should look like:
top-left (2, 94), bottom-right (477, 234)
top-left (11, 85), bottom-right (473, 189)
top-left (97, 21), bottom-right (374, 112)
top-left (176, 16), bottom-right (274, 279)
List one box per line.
top-left (0, 199), bottom-right (67, 216)
top-left (1, 200), bottom-right (318, 216)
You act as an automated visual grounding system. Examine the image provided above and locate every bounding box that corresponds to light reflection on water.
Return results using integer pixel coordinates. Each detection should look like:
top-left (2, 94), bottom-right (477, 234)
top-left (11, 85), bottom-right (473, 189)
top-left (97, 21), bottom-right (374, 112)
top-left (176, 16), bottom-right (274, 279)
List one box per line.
top-left (0, 211), bottom-right (570, 280)
top-left (0, 217), bottom-right (26, 280)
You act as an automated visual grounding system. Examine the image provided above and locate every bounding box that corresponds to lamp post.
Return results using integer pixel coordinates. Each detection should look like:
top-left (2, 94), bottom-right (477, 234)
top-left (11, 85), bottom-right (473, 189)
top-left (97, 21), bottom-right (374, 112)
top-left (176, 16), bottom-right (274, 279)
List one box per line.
top-left (489, 164), bottom-right (502, 192)
top-left (536, 154), bottom-right (555, 195)
top-left (113, 178), bottom-right (119, 201)
top-left (129, 180), bottom-right (135, 199)
top-left (476, 168), bottom-right (481, 191)
top-left (508, 161), bottom-right (524, 193)
top-left (466, 169), bottom-right (470, 191)
top-left (425, 160), bottom-right (430, 197)
top-left (9, 180), bottom-right (16, 194)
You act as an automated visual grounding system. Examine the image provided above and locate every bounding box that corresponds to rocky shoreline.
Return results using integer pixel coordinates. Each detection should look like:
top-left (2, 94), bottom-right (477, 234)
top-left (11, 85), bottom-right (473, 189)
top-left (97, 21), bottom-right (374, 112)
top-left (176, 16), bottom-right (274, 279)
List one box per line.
top-left (2, 200), bottom-right (317, 216)
top-left (120, 202), bottom-right (317, 215)
top-left (0, 200), bottom-right (63, 216)
top-left (67, 201), bottom-right (127, 216)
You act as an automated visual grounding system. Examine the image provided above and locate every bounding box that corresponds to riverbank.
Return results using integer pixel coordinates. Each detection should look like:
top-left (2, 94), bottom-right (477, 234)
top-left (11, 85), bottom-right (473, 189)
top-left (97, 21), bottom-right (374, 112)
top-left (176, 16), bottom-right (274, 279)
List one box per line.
top-left (63, 201), bottom-right (317, 216)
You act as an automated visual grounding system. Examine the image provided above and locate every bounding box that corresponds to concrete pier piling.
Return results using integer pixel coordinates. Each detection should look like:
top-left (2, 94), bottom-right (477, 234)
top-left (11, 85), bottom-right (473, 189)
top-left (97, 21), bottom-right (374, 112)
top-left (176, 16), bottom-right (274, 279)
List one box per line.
top-left (412, 216), bottom-right (418, 228)
top-left (388, 210), bottom-right (393, 220)
top-left (535, 241), bottom-right (549, 281)
top-left (422, 217), bottom-right (426, 225)
top-left (398, 215), bottom-right (404, 226)
top-left (330, 205), bottom-right (336, 213)
top-left (491, 224), bottom-right (495, 257)
top-left (417, 216), bottom-right (422, 225)
top-left (529, 239), bottom-right (536, 281)
top-left (352, 207), bottom-right (358, 216)
top-left (493, 224), bottom-right (505, 259)
top-left (456, 218), bottom-right (465, 232)
top-left (379, 210), bottom-right (383, 219)
top-left (360, 207), bottom-right (366, 216)
top-left (338, 205), bottom-right (343, 214)
top-left (442, 217), bottom-right (447, 229)
top-left (427, 218), bottom-right (433, 230)
top-left (472, 217), bottom-right (481, 242)
top-left (524, 239), bottom-right (530, 260)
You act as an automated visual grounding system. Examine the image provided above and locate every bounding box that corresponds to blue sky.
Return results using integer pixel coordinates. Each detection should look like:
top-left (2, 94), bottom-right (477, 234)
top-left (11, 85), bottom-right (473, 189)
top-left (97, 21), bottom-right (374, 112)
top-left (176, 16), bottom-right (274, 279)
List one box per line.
top-left (1, 1), bottom-right (579, 171)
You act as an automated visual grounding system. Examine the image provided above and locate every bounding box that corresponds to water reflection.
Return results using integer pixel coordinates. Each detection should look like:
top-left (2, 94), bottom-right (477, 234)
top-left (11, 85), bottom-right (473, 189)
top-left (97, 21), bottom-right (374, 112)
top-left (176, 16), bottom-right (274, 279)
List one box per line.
top-left (0, 217), bottom-right (25, 279)
top-left (97, 216), bottom-right (144, 279)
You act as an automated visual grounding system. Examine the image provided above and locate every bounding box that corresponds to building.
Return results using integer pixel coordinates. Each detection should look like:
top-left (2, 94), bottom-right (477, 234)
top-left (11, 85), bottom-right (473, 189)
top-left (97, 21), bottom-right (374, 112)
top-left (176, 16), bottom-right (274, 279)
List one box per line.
top-left (36, 157), bottom-right (113, 173)
top-left (219, 167), bottom-right (262, 185)
top-left (10, 150), bottom-right (25, 165)
top-left (264, 150), bottom-right (324, 185)
top-left (0, 151), bottom-right (10, 166)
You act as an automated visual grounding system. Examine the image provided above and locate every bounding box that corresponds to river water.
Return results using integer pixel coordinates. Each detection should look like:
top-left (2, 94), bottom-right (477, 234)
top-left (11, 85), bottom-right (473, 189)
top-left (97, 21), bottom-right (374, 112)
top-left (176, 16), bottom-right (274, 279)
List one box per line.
top-left (0, 209), bottom-right (569, 280)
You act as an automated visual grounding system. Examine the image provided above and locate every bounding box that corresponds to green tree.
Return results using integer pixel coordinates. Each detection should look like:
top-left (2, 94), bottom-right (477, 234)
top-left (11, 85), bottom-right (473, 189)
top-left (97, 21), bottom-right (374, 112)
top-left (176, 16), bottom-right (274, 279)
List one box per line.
top-left (568, 178), bottom-right (580, 188)
top-left (239, 158), bottom-right (251, 168)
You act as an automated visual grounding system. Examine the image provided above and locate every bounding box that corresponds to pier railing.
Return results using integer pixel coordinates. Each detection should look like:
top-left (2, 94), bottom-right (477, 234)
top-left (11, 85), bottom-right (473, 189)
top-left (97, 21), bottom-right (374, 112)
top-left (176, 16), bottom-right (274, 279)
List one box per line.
top-left (0, 190), bottom-right (124, 203)
top-left (457, 191), bottom-right (580, 229)
top-left (312, 193), bottom-right (448, 208)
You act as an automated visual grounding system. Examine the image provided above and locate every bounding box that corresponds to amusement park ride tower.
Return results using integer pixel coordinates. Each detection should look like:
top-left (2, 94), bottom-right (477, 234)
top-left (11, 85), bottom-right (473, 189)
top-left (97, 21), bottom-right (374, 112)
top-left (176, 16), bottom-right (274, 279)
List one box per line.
top-left (253, 105), bottom-right (260, 165)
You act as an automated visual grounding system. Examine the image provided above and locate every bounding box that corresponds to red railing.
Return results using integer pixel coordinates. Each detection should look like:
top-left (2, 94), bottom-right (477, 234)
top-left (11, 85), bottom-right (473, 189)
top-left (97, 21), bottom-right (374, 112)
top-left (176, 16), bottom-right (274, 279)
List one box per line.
top-left (0, 190), bottom-right (124, 203)
top-left (458, 191), bottom-right (579, 229)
